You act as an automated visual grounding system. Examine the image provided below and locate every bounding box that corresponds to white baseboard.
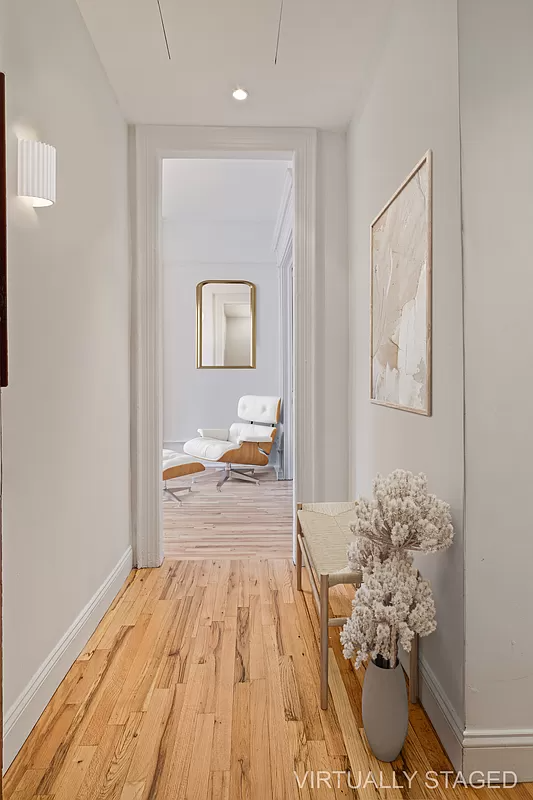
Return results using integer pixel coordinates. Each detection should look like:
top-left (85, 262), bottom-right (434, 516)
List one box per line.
top-left (417, 657), bottom-right (464, 772)
top-left (3, 546), bottom-right (133, 771)
top-left (462, 729), bottom-right (533, 782)
top-left (399, 649), bottom-right (463, 771)
top-left (401, 653), bottom-right (533, 782)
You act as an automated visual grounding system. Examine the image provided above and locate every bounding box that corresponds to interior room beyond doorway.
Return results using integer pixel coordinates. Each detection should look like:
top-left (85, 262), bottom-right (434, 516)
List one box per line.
top-left (161, 157), bottom-right (294, 559)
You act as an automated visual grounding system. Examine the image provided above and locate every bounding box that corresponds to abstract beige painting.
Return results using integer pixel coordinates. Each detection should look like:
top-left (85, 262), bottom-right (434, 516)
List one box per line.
top-left (370, 151), bottom-right (432, 415)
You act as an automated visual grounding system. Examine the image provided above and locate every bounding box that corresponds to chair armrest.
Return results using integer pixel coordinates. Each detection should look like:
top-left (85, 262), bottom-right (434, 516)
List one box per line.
top-left (237, 434), bottom-right (273, 444)
top-left (197, 428), bottom-right (229, 440)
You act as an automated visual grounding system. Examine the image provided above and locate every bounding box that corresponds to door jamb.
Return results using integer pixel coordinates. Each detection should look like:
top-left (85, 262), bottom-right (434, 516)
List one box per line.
top-left (273, 167), bottom-right (294, 482)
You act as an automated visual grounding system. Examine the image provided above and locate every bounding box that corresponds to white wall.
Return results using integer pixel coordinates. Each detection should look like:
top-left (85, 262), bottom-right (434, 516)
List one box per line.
top-left (162, 165), bottom-right (283, 447)
top-left (1, 0), bottom-right (130, 768)
top-left (347, 0), bottom-right (465, 764)
top-left (316, 131), bottom-right (349, 500)
top-left (163, 219), bottom-right (276, 266)
top-left (458, 0), bottom-right (533, 777)
top-left (163, 260), bottom-right (280, 444)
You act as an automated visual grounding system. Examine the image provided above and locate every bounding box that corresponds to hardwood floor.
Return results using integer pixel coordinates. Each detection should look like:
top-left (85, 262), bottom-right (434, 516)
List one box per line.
top-left (5, 559), bottom-right (531, 800)
top-left (163, 468), bottom-right (293, 559)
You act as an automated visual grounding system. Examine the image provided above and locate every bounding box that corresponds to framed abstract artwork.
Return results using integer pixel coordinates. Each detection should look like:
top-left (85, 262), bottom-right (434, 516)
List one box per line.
top-left (370, 150), bottom-right (432, 415)
top-left (0, 72), bottom-right (7, 387)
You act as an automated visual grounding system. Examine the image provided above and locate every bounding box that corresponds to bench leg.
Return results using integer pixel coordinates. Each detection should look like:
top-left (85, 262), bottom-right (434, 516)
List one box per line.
top-left (320, 574), bottom-right (329, 709)
top-left (409, 633), bottom-right (419, 704)
top-left (296, 504), bottom-right (303, 591)
top-left (296, 535), bottom-right (302, 591)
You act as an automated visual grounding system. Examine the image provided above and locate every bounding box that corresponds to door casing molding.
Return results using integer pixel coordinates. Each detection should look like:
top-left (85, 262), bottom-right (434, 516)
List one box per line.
top-left (131, 125), bottom-right (318, 567)
top-left (273, 167), bottom-right (294, 481)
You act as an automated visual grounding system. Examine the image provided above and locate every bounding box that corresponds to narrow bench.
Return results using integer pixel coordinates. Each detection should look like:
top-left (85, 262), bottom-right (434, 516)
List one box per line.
top-left (296, 501), bottom-right (419, 710)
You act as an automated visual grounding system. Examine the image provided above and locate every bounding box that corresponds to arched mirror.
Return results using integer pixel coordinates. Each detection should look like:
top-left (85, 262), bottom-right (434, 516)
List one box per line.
top-left (196, 280), bottom-right (256, 368)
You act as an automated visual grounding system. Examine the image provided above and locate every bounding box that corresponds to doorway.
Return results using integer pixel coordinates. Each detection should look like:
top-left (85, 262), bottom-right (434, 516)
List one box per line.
top-left (131, 126), bottom-right (318, 568)
top-left (160, 156), bottom-right (294, 558)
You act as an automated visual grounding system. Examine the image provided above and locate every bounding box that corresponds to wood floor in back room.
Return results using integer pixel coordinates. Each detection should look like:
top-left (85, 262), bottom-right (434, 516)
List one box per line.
top-left (4, 558), bottom-right (532, 799)
top-left (163, 467), bottom-right (293, 559)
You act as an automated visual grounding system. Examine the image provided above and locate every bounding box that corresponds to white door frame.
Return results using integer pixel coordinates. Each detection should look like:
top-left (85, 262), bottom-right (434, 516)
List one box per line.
top-left (273, 167), bottom-right (294, 481)
top-left (131, 125), bottom-right (318, 567)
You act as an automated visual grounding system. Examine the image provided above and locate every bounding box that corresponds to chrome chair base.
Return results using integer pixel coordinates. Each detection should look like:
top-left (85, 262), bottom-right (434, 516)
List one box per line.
top-left (163, 482), bottom-right (193, 505)
top-left (216, 464), bottom-right (260, 491)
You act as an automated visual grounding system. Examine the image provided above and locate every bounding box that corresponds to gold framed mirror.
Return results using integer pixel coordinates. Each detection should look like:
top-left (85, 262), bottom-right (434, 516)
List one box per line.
top-left (196, 280), bottom-right (256, 369)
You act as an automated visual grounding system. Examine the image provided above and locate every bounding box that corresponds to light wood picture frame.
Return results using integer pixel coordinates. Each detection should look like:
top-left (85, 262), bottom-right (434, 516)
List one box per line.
top-left (0, 69), bottom-right (4, 785)
top-left (370, 150), bottom-right (432, 415)
top-left (0, 72), bottom-right (7, 389)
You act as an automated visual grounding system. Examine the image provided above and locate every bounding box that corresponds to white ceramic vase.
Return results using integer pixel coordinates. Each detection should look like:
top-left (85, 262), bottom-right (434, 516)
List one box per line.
top-left (362, 658), bottom-right (408, 762)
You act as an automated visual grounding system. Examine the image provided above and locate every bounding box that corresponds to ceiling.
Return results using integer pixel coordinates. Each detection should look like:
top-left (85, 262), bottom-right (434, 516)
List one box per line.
top-left (76, 0), bottom-right (393, 128)
top-left (162, 158), bottom-right (290, 222)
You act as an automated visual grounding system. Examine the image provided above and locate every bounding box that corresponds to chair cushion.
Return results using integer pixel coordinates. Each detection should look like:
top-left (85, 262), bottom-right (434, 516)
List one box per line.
top-left (238, 395), bottom-right (281, 424)
top-left (229, 422), bottom-right (274, 444)
top-left (197, 428), bottom-right (229, 440)
top-left (184, 437), bottom-right (237, 462)
top-left (162, 450), bottom-right (204, 471)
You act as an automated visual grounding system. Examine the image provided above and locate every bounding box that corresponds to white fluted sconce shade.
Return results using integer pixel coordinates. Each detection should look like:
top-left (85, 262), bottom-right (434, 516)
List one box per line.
top-left (18, 139), bottom-right (56, 207)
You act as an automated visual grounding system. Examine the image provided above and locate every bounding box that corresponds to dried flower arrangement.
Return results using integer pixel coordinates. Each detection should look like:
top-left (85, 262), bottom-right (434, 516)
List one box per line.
top-left (341, 470), bottom-right (454, 669)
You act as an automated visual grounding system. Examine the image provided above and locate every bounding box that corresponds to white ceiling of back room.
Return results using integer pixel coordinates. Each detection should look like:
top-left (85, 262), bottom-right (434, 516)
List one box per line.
top-left (76, 0), bottom-right (393, 128)
top-left (162, 158), bottom-right (290, 222)
top-left (161, 158), bottom-right (291, 265)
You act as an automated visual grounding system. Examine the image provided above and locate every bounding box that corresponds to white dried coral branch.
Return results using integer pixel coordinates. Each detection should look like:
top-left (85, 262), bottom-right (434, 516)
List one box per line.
top-left (341, 554), bottom-right (437, 669)
top-left (347, 470), bottom-right (454, 572)
top-left (342, 470), bottom-right (452, 668)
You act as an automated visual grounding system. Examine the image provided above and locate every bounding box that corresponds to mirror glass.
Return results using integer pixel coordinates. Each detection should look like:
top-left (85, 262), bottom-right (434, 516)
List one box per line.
top-left (196, 281), bottom-right (256, 368)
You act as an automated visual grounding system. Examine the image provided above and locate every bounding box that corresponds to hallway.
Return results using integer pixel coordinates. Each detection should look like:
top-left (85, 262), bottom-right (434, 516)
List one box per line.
top-left (5, 560), bottom-right (529, 800)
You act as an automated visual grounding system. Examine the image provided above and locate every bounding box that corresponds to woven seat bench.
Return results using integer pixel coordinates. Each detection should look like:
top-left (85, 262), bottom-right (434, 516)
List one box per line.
top-left (296, 501), bottom-right (419, 710)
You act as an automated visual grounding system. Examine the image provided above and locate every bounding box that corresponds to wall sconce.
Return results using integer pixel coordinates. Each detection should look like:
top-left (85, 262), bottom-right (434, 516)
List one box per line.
top-left (18, 139), bottom-right (56, 207)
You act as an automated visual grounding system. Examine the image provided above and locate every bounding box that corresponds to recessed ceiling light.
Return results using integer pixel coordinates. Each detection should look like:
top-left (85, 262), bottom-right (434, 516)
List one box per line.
top-left (232, 87), bottom-right (248, 101)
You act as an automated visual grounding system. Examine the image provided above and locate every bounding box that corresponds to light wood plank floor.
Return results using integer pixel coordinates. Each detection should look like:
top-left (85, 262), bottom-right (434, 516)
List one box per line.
top-left (164, 468), bottom-right (293, 559)
top-left (5, 560), bottom-right (531, 800)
